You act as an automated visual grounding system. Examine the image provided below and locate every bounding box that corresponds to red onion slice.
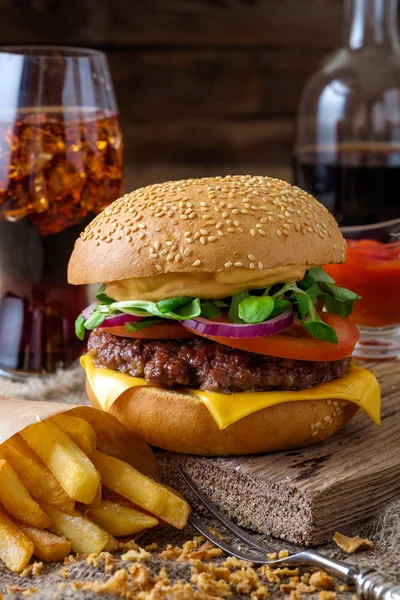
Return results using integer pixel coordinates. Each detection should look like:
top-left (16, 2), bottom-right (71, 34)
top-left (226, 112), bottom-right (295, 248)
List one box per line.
top-left (182, 307), bottom-right (293, 339)
top-left (98, 313), bottom-right (143, 328)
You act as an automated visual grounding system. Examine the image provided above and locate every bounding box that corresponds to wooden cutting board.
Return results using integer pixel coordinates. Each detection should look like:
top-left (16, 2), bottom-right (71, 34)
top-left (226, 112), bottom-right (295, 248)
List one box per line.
top-left (158, 360), bottom-right (400, 545)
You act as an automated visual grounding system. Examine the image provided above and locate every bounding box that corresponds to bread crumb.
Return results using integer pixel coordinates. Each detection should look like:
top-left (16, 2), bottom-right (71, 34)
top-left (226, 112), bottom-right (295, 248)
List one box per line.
top-left (118, 539), bottom-right (139, 552)
top-left (191, 571), bottom-right (232, 597)
top-left (223, 556), bottom-right (253, 570)
top-left (20, 562), bottom-right (43, 578)
top-left (274, 567), bottom-right (299, 577)
top-left (121, 547), bottom-right (151, 562)
top-left (333, 532), bottom-right (374, 553)
top-left (208, 526), bottom-right (227, 541)
top-left (58, 583), bottom-right (66, 590)
top-left (258, 565), bottom-right (281, 583)
top-left (251, 584), bottom-right (269, 599)
top-left (144, 542), bottom-right (159, 552)
top-left (59, 567), bottom-right (69, 578)
top-left (309, 571), bottom-right (335, 590)
top-left (319, 592), bottom-right (337, 600)
top-left (267, 552), bottom-right (277, 560)
top-left (278, 549), bottom-right (289, 559)
top-left (6, 586), bottom-right (37, 597)
top-left (229, 566), bottom-right (260, 594)
top-left (158, 538), bottom-right (222, 562)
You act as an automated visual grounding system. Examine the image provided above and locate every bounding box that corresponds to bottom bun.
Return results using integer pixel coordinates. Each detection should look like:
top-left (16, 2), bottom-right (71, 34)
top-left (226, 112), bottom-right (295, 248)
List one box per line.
top-left (86, 379), bottom-right (359, 456)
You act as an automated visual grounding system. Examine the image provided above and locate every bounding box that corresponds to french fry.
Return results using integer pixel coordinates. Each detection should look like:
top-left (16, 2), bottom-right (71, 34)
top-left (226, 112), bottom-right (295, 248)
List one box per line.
top-left (73, 407), bottom-right (160, 479)
top-left (39, 502), bottom-right (110, 555)
top-left (88, 483), bottom-right (102, 508)
top-left (0, 460), bottom-right (51, 529)
top-left (86, 500), bottom-right (158, 537)
top-left (0, 435), bottom-right (75, 513)
top-left (102, 487), bottom-right (168, 527)
top-left (0, 506), bottom-right (34, 573)
top-left (91, 450), bottom-right (190, 529)
top-left (20, 420), bottom-right (100, 504)
top-left (51, 414), bottom-right (97, 455)
top-left (17, 524), bottom-right (72, 562)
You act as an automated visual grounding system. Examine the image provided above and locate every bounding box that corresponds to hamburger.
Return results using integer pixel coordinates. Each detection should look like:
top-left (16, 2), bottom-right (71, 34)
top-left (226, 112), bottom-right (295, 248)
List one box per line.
top-left (68, 175), bottom-right (380, 456)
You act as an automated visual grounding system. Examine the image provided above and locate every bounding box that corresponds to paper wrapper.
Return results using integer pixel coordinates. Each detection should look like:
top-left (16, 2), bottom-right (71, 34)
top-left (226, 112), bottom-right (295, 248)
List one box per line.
top-left (0, 394), bottom-right (160, 480)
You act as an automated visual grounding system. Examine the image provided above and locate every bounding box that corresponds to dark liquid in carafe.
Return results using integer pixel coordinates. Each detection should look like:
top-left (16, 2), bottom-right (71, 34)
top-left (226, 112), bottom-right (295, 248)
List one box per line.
top-left (293, 145), bottom-right (400, 226)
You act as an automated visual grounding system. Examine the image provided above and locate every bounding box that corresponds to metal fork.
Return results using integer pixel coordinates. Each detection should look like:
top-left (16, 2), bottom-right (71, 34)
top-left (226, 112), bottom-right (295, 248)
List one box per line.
top-left (179, 467), bottom-right (400, 600)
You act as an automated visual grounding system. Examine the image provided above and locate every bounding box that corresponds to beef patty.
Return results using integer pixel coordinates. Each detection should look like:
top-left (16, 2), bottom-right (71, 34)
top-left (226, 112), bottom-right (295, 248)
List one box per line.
top-left (88, 330), bottom-right (351, 394)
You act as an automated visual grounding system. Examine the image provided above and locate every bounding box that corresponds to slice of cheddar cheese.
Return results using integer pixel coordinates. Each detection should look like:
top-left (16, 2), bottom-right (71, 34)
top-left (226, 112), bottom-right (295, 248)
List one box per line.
top-left (80, 355), bottom-right (380, 430)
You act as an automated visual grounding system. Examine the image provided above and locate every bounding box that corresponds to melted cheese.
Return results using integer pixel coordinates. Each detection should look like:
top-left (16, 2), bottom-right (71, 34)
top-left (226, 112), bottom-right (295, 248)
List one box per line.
top-left (105, 265), bottom-right (309, 301)
top-left (80, 355), bottom-right (380, 430)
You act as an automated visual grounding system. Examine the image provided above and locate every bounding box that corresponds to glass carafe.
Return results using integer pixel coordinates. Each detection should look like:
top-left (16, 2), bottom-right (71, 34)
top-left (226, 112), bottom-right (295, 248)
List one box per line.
top-left (293, 0), bottom-right (400, 226)
top-left (294, 1), bottom-right (400, 359)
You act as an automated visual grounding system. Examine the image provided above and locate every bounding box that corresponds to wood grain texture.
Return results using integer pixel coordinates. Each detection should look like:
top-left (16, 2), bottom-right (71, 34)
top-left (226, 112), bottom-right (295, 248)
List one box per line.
top-left (0, 0), bottom-right (343, 47)
top-left (158, 361), bottom-right (400, 545)
top-left (109, 48), bottom-right (323, 119)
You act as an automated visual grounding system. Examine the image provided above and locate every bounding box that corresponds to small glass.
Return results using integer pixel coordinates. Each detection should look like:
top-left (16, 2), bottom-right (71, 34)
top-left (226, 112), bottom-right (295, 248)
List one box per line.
top-left (0, 46), bottom-right (123, 376)
top-left (325, 218), bottom-right (400, 359)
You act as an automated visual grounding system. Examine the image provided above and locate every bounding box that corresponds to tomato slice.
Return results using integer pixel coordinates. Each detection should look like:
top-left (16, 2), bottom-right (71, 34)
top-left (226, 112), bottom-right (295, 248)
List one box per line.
top-left (101, 322), bottom-right (195, 339)
top-left (182, 313), bottom-right (360, 361)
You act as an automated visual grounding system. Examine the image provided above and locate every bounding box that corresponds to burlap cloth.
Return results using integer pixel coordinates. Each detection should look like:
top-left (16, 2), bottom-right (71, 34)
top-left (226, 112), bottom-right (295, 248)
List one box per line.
top-left (0, 366), bottom-right (399, 599)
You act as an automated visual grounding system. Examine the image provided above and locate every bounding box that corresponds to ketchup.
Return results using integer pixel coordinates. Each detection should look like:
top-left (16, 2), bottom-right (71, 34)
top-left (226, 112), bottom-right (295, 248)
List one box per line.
top-left (325, 239), bottom-right (400, 328)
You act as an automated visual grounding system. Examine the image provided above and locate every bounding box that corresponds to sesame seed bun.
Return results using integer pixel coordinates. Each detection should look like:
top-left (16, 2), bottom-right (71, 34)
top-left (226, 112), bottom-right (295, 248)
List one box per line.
top-left (86, 380), bottom-right (358, 456)
top-left (68, 175), bottom-right (345, 286)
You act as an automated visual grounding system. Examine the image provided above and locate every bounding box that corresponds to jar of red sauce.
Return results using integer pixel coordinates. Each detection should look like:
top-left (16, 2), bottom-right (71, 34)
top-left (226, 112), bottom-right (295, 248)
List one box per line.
top-left (324, 220), bottom-right (400, 359)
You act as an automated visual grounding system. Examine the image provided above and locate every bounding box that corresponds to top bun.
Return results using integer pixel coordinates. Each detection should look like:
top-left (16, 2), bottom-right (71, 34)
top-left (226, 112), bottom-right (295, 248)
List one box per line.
top-left (68, 175), bottom-right (345, 285)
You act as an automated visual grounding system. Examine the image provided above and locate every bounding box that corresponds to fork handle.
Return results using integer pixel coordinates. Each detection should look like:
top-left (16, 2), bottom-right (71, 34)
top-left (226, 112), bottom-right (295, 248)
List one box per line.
top-left (355, 570), bottom-right (400, 600)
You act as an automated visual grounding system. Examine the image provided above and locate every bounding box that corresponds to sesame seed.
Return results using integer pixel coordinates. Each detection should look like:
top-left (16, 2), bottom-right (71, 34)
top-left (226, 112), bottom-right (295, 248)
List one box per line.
top-left (200, 236), bottom-right (206, 245)
top-left (314, 421), bottom-right (321, 428)
top-left (250, 229), bottom-right (256, 236)
top-left (276, 230), bottom-right (282, 237)
top-left (150, 253), bottom-right (158, 259)
top-left (258, 262), bottom-right (263, 270)
top-left (217, 230), bottom-right (224, 236)
top-left (311, 431), bottom-right (319, 437)
top-left (155, 264), bottom-right (163, 271)
top-left (259, 229), bottom-right (266, 236)
top-left (310, 423), bottom-right (315, 430)
top-left (208, 236), bottom-right (216, 242)
top-left (200, 229), bottom-right (208, 235)
top-left (282, 223), bottom-right (290, 229)
top-left (323, 416), bottom-right (331, 422)
top-left (248, 254), bottom-right (255, 261)
top-left (234, 262), bottom-right (243, 267)
top-left (184, 232), bottom-right (191, 237)
top-left (282, 230), bottom-right (289, 236)
top-left (126, 235), bottom-right (132, 242)
top-left (227, 227), bottom-right (235, 233)
top-left (232, 209), bottom-right (239, 214)
top-left (180, 214), bottom-right (188, 220)
top-left (175, 254), bottom-right (181, 262)
top-left (222, 211), bottom-right (229, 218)
top-left (224, 261), bottom-right (233, 268)
top-left (326, 399), bottom-right (332, 405)
top-left (249, 262), bottom-right (255, 269)
top-left (192, 260), bottom-right (201, 267)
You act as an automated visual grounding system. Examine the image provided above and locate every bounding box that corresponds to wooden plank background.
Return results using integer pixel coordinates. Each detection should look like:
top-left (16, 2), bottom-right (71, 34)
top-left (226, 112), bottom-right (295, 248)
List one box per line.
top-left (0, 0), bottom-right (346, 189)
